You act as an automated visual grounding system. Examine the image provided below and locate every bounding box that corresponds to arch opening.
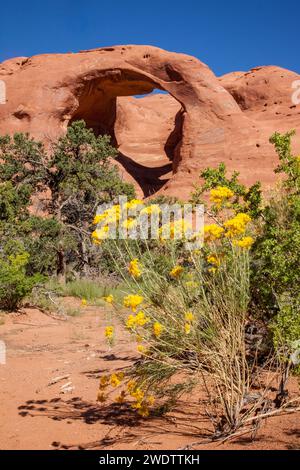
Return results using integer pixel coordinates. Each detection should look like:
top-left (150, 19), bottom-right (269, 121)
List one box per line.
top-left (68, 73), bottom-right (184, 197)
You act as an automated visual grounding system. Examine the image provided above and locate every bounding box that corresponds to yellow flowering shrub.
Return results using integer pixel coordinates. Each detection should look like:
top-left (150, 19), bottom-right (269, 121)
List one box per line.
top-left (169, 265), bottom-right (184, 278)
top-left (123, 294), bottom-right (144, 312)
top-left (209, 186), bottom-right (234, 206)
top-left (204, 224), bottom-right (224, 242)
top-left (128, 258), bottom-right (142, 278)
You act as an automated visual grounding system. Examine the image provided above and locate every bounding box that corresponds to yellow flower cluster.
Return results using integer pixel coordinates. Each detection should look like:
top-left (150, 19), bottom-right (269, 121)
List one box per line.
top-left (127, 381), bottom-right (155, 417)
top-left (153, 321), bottom-right (164, 338)
top-left (207, 253), bottom-right (221, 266)
top-left (209, 186), bottom-right (234, 206)
top-left (159, 219), bottom-right (192, 241)
top-left (105, 326), bottom-right (114, 339)
top-left (123, 294), bottom-right (144, 312)
top-left (93, 205), bottom-right (121, 225)
top-left (234, 236), bottom-right (254, 249)
top-left (97, 372), bottom-right (125, 403)
top-left (137, 344), bottom-right (147, 354)
top-left (91, 225), bottom-right (110, 244)
top-left (185, 311), bottom-right (195, 322)
top-left (204, 224), bottom-right (224, 242)
top-left (110, 372), bottom-right (124, 387)
top-left (140, 204), bottom-right (161, 216)
top-left (122, 218), bottom-right (137, 230)
top-left (169, 265), bottom-right (184, 278)
top-left (128, 258), bottom-right (142, 278)
top-left (223, 213), bottom-right (251, 238)
top-left (103, 294), bottom-right (114, 304)
top-left (92, 199), bottom-right (144, 244)
top-left (126, 311), bottom-right (150, 330)
top-left (184, 311), bottom-right (195, 334)
top-left (124, 199), bottom-right (144, 210)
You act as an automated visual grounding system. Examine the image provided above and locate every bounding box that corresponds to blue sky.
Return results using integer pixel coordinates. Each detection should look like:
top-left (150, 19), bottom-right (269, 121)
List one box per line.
top-left (0, 0), bottom-right (299, 76)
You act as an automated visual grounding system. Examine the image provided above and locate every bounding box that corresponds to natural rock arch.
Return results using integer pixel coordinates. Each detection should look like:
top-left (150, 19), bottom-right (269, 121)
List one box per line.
top-left (1, 45), bottom-right (274, 197)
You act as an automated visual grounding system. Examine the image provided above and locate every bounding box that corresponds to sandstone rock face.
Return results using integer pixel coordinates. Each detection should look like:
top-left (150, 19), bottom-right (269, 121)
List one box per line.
top-left (0, 46), bottom-right (299, 198)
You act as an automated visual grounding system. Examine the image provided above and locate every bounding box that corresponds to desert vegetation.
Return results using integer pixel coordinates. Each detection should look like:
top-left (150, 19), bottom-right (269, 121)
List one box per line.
top-left (0, 123), bottom-right (299, 444)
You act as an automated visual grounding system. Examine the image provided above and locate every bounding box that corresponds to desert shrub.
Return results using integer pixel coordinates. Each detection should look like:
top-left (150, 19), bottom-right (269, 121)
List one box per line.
top-left (0, 240), bottom-right (43, 311)
top-left (190, 161), bottom-right (262, 218)
top-left (249, 131), bottom-right (300, 379)
top-left (94, 196), bottom-right (270, 436)
top-left (93, 145), bottom-right (300, 438)
top-left (251, 131), bottom-right (300, 319)
top-left (0, 120), bottom-right (135, 281)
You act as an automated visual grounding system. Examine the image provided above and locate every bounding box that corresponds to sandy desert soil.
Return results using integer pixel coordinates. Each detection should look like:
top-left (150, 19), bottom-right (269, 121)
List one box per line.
top-left (0, 302), bottom-right (299, 450)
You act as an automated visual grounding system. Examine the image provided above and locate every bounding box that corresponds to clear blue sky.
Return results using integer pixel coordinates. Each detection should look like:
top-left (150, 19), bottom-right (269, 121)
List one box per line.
top-left (0, 0), bottom-right (299, 76)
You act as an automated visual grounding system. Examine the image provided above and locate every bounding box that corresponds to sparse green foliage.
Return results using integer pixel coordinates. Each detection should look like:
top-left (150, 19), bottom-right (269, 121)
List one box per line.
top-left (251, 131), bottom-right (300, 320)
top-left (190, 162), bottom-right (262, 218)
top-left (0, 240), bottom-right (43, 311)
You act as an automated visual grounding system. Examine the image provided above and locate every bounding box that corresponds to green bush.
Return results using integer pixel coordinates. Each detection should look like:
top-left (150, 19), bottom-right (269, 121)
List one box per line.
top-left (251, 131), bottom-right (300, 319)
top-left (0, 241), bottom-right (43, 311)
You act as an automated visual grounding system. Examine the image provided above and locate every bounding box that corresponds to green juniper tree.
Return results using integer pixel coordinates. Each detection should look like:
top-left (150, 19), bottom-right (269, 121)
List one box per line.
top-left (0, 120), bottom-right (135, 283)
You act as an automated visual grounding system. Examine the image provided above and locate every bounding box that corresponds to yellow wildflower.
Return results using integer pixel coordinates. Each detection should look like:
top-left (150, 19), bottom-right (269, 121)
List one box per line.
top-left (92, 225), bottom-right (110, 241)
top-left (159, 219), bottom-right (192, 240)
top-left (147, 395), bottom-right (155, 406)
top-left (127, 380), bottom-right (137, 393)
top-left (105, 326), bottom-right (114, 339)
top-left (208, 267), bottom-right (217, 274)
top-left (169, 265), bottom-right (184, 278)
top-left (153, 321), bottom-right (163, 338)
top-left (207, 254), bottom-right (221, 266)
top-left (81, 298), bottom-right (87, 306)
top-left (122, 218), bottom-right (137, 230)
top-left (184, 323), bottom-right (191, 334)
top-left (110, 373), bottom-right (121, 387)
top-left (135, 311), bottom-right (150, 326)
top-left (204, 224), bottom-right (224, 242)
top-left (137, 344), bottom-right (146, 354)
top-left (93, 213), bottom-right (108, 225)
top-left (126, 314), bottom-right (136, 330)
top-left (99, 375), bottom-right (109, 388)
top-left (124, 199), bottom-right (144, 210)
top-left (224, 213), bottom-right (251, 238)
top-left (131, 387), bottom-right (144, 401)
top-left (92, 238), bottom-right (102, 245)
top-left (128, 258), bottom-right (142, 278)
top-left (103, 294), bottom-right (114, 304)
top-left (138, 406), bottom-right (150, 417)
top-left (140, 204), bottom-right (161, 215)
top-left (131, 401), bottom-right (142, 410)
top-left (234, 236), bottom-right (254, 249)
top-left (105, 206), bottom-right (121, 224)
top-left (123, 294), bottom-right (144, 312)
top-left (185, 311), bottom-right (195, 322)
top-left (210, 186), bottom-right (234, 206)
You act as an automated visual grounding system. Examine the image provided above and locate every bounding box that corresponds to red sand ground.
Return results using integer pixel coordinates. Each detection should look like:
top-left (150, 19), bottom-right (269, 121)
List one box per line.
top-left (0, 302), bottom-right (299, 450)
